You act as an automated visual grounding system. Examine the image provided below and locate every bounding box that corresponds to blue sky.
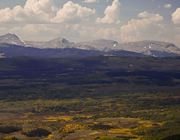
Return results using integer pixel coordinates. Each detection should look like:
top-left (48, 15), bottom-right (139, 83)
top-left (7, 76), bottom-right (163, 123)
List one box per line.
top-left (0, 0), bottom-right (179, 46)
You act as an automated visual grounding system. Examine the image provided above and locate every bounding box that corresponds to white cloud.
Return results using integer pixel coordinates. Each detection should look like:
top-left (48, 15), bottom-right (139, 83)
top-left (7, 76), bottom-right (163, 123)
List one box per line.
top-left (52, 1), bottom-right (95, 23)
top-left (138, 11), bottom-right (162, 19)
top-left (164, 4), bottom-right (172, 9)
top-left (0, 0), bottom-right (95, 24)
top-left (172, 8), bottom-right (180, 24)
top-left (97, 0), bottom-right (120, 24)
top-left (0, 8), bottom-right (13, 23)
top-left (83, 0), bottom-right (98, 3)
top-left (120, 11), bottom-right (164, 42)
top-left (0, 0), bottom-right (55, 23)
top-left (24, 0), bottom-right (55, 13)
top-left (0, 0), bottom-right (56, 23)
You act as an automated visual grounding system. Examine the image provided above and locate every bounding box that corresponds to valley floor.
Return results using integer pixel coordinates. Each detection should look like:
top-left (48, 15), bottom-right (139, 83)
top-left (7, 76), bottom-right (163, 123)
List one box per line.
top-left (0, 57), bottom-right (180, 140)
top-left (0, 92), bottom-right (180, 140)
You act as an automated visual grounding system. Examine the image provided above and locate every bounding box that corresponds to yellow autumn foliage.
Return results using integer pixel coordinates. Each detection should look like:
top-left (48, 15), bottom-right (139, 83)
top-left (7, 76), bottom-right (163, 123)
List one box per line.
top-left (45, 116), bottom-right (73, 122)
top-left (62, 123), bottom-right (86, 133)
top-left (108, 128), bottom-right (133, 135)
top-left (2, 136), bottom-right (18, 140)
top-left (138, 120), bottom-right (154, 128)
top-left (46, 134), bottom-right (55, 140)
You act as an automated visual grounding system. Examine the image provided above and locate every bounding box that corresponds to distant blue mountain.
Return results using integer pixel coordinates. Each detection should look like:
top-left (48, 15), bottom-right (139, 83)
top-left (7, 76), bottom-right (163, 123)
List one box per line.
top-left (0, 43), bottom-right (145, 58)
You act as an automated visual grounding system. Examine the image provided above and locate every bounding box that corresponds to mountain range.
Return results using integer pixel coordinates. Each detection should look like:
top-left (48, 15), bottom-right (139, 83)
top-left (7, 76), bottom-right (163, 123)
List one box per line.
top-left (0, 33), bottom-right (180, 58)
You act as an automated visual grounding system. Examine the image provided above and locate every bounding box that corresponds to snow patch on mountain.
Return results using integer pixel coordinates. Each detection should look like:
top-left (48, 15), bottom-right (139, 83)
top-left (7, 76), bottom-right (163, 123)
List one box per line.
top-left (0, 53), bottom-right (6, 58)
top-left (77, 39), bottom-right (119, 51)
top-left (26, 37), bottom-right (74, 49)
top-left (119, 40), bottom-right (180, 56)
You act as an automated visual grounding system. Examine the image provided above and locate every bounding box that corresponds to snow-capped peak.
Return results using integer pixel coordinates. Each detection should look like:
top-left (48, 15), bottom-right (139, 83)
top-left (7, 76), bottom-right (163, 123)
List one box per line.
top-left (0, 33), bottom-right (25, 46)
